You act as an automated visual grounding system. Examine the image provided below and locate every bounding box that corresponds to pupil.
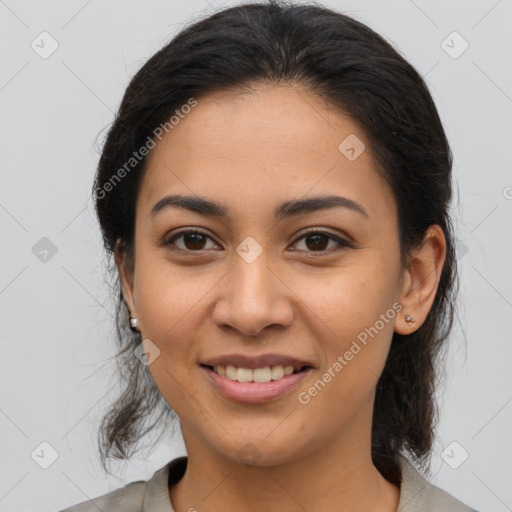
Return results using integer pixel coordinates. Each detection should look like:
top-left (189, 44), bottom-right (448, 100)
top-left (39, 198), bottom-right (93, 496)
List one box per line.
top-left (184, 233), bottom-right (206, 250)
top-left (306, 233), bottom-right (328, 251)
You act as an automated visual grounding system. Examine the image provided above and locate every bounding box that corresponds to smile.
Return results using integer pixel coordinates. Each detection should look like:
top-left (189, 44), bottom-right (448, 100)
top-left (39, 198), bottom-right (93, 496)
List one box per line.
top-left (200, 364), bottom-right (313, 403)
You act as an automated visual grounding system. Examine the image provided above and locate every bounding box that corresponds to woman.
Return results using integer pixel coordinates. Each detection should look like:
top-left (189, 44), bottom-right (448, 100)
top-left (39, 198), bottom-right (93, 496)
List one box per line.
top-left (60, 1), bottom-right (478, 510)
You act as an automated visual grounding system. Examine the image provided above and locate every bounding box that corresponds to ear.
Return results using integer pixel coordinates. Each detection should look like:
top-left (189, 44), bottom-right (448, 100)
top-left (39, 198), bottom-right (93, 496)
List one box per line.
top-left (114, 238), bottom-right (138, 318)
top-left (395, 225), bottom-right (447, 334)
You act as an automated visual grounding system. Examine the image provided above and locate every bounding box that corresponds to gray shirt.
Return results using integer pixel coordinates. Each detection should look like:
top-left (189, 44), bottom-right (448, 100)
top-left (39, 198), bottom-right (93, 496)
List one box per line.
top-left (59, 455), bottom-right (478, 511)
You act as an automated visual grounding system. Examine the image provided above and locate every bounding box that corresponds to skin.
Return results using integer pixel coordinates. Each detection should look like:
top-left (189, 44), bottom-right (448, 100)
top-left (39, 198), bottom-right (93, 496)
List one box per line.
top-left (115, 83), bottom-right (446, 512)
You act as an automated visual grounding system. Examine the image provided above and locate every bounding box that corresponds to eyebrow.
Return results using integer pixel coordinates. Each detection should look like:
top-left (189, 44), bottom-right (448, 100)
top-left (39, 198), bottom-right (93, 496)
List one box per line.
top-left (150, 194), bottom-right (369, 221)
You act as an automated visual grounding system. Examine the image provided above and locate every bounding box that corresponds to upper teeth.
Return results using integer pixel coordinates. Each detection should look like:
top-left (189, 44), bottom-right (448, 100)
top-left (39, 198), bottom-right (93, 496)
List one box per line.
top-left (215, 364), bottom-right (296, 383)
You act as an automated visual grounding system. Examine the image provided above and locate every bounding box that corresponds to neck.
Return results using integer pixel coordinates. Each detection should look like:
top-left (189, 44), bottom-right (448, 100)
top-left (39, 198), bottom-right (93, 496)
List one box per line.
top-left (170, 404), bottom-right (400, 512)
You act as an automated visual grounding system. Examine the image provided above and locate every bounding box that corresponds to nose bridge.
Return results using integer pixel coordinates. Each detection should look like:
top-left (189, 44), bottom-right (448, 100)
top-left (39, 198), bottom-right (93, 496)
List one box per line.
top-left (213, 242), bottom-right (293, 335)
top-left (234, 245), bottom-right (273, 299)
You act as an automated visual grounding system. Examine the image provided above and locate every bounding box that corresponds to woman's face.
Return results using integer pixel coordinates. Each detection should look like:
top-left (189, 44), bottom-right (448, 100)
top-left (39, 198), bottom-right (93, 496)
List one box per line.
top-left (118, 84), bottom-right (416, 467)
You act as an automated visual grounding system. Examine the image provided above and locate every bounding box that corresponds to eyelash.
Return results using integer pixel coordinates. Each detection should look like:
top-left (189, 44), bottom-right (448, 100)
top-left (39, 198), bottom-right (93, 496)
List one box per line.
top-left (162, 228), bottom-right (354, 255)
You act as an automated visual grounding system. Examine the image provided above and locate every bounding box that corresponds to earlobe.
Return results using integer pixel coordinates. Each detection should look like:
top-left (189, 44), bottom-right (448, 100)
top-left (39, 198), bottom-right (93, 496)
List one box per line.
top-left (394, 225), bottom-right (447, 335)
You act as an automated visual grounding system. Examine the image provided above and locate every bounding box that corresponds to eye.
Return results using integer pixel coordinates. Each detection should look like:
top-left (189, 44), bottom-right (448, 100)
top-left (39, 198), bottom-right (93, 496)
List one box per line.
top-left (162, 230), bottom-right (220, 252)
top-left (290, 229), bottom-right (354, 253)
top-left (162, 228), bottom-right (354, 254)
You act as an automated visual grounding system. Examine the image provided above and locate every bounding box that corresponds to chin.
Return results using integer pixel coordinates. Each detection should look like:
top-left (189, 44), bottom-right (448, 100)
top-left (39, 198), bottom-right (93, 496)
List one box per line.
top-left (210, 430), bottom-right (311, 468)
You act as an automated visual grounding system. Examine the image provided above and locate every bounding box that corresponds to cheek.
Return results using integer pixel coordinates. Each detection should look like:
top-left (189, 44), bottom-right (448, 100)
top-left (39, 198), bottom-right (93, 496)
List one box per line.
top-left (291, 261), bottom-right (399, 393)
top-left (133, 255), bottom-right (219, 341)
top-left (292, 259), bottom-right (398, 340)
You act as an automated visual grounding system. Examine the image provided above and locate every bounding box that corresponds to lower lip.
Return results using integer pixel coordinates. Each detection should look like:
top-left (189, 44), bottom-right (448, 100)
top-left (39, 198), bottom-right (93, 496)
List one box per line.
top-left (200, 365), bottom-right (312, 404)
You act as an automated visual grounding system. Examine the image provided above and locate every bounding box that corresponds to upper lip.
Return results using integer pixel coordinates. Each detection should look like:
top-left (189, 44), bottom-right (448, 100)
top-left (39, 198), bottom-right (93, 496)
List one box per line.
top-left (200, 353), bottom-right (314, 371)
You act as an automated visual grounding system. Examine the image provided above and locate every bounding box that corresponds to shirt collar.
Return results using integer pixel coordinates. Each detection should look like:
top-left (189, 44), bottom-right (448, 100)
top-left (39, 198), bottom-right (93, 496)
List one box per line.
top-left (396, 454), bottom-right (434, 511)
top-left (143, 456), bottom-right (187, 511)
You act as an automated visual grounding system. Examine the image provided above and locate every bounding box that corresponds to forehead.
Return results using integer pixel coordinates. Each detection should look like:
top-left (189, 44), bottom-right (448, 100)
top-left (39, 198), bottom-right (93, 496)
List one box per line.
top-left (138, 84), bottom-right (396, 225)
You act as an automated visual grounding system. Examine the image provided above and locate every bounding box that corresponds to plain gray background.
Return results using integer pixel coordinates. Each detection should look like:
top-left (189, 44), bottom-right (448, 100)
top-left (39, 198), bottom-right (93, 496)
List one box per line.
top-left (1, 0), bottom-right (511, 510)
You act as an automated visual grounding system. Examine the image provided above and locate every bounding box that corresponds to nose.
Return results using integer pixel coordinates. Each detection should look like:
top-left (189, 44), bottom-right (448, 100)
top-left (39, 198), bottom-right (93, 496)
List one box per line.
top-left (212, 249), bottom-right (294, 337)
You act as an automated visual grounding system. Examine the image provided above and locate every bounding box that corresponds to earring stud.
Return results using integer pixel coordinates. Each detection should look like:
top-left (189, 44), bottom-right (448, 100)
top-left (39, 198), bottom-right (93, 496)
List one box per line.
top-left (129, 317), bottom-right (140, 332)
top-left (405, 314), bottom-right (415, 323)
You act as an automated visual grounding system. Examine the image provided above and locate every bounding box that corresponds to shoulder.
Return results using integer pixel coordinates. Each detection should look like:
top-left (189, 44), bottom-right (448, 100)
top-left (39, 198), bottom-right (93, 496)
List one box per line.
top-left (57, 480), bottom-right (147, 512)
top-left (57, 456), bottom-right (185, 512)
top-left (397, 455), bottom-right (479, 512)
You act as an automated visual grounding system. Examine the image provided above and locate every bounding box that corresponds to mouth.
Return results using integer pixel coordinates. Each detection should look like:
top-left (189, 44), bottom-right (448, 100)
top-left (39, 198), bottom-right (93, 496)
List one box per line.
top-left (200, 363), bottom-right (313, 383)
top-left (200, 353), bottom-right (315, 381)
top-left (199, 363), bottom-right (313, 403)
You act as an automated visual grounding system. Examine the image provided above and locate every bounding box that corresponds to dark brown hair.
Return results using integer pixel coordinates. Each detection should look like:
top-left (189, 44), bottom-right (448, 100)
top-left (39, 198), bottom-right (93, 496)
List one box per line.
top-left (92, 0), bottom-right (459, 486)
